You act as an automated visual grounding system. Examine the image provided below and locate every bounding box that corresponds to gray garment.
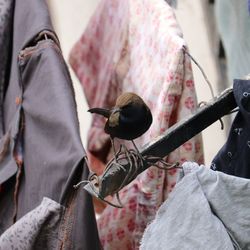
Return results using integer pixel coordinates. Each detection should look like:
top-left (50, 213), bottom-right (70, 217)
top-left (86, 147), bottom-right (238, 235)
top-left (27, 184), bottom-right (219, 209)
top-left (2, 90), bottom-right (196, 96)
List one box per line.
top-left (0, 0), bottom-right (100, 249)
top-left (165, 0), bottom-right (177, 7)
top-left (215, 0), bottom-right (250, 80)
top-left (0, 0), bottom-right (14, 134)
top-left (140, 162), bottom-right (250, 250)
top-left (0, 197), bottom-right (63, 250)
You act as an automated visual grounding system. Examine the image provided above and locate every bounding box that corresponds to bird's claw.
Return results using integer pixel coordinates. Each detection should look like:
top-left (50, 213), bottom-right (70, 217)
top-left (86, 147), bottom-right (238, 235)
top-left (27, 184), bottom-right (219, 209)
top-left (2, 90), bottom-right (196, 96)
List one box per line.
top-left (79, 143), bottom-right (181, 209)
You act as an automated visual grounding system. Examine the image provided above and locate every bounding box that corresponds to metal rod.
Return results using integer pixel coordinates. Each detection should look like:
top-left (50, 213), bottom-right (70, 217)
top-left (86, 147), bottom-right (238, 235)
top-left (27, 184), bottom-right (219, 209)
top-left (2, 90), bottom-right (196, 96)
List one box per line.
top-left (84, 88), bottom-right (236, 199)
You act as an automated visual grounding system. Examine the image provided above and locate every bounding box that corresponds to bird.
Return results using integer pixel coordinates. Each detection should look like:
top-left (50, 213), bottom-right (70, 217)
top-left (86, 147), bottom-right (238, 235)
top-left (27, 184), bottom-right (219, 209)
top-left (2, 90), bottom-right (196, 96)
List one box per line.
top-left (85, 93), bottom-right (178, 208)
top-left (88, 92), bottom-right (153, 158)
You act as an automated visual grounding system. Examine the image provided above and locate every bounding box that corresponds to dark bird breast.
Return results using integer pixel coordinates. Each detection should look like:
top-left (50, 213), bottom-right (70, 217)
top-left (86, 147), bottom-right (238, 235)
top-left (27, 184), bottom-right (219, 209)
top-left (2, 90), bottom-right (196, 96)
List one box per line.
top-left (105, 104), bottom-right (152, 140)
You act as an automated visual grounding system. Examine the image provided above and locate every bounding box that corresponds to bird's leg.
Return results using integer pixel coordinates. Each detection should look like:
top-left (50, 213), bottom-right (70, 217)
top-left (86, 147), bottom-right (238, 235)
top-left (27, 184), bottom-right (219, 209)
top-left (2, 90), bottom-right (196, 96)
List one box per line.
top-left (131, 140), bottom-right (140, 154)
top-left (117, 146), bottom-right (134, 189)
top-left (110, 137), bottom-right (118, 162)
top-left (131, 140), bottom-right (144, 164)
top-left (115, 192), bottom-right (124, 208)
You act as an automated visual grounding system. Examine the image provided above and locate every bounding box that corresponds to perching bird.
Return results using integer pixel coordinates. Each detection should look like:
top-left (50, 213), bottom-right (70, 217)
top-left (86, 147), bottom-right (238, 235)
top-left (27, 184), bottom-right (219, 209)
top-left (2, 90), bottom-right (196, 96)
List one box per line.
top-left (88, 92), bottom-right (153, 157)
top-left (85, 93), bottom-right (178, 208)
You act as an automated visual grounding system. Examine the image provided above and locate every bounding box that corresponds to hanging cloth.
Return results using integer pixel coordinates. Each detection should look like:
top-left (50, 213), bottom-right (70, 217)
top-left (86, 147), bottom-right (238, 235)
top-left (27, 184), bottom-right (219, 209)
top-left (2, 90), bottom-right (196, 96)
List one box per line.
top-left (0, 0), bottom-right (100, 249)
top-left (141, 162), bottom-right (250, 250)
top-left (211, 78), bottom-right (250, 179)
top-left (69, 0), bottom-right (203, 248)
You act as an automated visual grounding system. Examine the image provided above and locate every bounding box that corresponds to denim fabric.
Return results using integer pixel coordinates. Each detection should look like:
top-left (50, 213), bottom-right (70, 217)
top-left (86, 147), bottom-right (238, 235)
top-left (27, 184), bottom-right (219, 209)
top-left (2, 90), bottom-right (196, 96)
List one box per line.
top-left (211, 79), bottom-right (250, 178)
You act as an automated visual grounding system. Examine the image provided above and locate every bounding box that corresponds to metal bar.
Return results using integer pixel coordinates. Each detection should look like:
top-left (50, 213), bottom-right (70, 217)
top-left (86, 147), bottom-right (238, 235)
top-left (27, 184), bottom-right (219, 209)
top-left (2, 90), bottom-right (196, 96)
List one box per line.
top-left (84, 88), bottom-right (237, 199)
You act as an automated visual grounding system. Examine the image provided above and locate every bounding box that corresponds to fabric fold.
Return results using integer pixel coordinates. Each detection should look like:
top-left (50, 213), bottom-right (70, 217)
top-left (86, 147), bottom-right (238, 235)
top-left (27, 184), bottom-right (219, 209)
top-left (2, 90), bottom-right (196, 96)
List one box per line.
top-left (140, 162), bottom-right (250, 250)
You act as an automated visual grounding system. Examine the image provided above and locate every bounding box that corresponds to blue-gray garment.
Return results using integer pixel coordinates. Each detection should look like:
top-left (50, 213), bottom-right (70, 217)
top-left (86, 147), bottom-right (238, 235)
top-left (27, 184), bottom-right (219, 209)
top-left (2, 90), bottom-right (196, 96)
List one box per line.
top-left (211, 79), bottom-right (250, 178)
top-left (0, 0), bottom-right (100, 249)
top-left (166, 0), bottom-right (177, 7)
top-left (0, 0), bottom-right (14, 135)
top-left (140, 162), bottom-right (250, 250)
top-left (215, 0), bottom-right (250, 80)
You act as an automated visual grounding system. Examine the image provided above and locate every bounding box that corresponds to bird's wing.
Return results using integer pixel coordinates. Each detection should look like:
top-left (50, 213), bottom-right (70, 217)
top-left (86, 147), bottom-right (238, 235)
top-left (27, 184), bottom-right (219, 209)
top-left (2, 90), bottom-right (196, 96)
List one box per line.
top-left (108, 112), bottom-right (120, 127)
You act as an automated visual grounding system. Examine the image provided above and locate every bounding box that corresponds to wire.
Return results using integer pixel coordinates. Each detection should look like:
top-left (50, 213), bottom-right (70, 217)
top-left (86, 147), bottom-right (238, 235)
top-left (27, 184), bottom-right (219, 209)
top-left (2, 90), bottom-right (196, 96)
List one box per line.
top-left (183, 46), bottom-right (225, 130)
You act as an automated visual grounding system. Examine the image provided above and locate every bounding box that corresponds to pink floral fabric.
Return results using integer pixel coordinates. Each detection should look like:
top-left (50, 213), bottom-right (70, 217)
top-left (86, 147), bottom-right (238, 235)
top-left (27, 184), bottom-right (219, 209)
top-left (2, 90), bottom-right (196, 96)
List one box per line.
top-left (69, 0), bottom-right (204, 249)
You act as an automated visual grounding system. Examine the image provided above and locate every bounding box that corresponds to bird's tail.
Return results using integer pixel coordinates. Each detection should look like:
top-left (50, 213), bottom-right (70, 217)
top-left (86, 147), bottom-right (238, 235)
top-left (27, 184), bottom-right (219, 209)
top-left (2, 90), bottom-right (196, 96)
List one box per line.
top-left (88, 107), bottom-right (111, 118)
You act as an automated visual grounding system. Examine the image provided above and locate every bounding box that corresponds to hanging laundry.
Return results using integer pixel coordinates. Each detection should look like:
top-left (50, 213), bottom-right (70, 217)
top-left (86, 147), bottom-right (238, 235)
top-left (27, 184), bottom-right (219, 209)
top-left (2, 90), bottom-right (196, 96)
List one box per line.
top-left (165, 0), bottom-right (177, 8)
top-left (70, 0), bottom-right (129, 174)
top-left (0, 198), bottom-right (63, 249)
top-left (211, 78), bottom-right (250, 178)
top-left (215, 0), bottom-right (250, 80)
top-left (69, 0), bottom-right (203, 249)
top-left (0, 0), bottom-right (100, 249)
top-left (0, 0), bottom-right (14, 136)
top-left (140, 162), bottom-right (250, 250)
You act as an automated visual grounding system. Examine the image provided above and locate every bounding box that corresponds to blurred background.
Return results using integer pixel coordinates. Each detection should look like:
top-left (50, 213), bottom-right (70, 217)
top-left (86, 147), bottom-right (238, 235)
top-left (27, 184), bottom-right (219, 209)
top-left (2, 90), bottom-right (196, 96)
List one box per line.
top-left (47, 0), bottom-right (234, 165)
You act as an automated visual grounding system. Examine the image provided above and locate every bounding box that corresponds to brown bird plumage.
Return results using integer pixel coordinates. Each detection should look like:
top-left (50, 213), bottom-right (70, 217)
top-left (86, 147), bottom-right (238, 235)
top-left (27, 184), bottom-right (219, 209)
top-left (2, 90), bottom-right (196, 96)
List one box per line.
top-left (88, 92), bottom-right (153, 141)
top-left (85, 93), bottom-right (178, 208)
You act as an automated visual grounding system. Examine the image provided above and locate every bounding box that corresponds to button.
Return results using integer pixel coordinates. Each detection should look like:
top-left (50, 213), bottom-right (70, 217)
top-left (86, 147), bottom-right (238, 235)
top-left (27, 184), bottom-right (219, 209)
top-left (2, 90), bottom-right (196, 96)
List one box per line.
top-left (243, 92), bottom-right (250, 97)
top-left (234, 128), bottom-right (243, 135)
top-left (15, 97), bottom-right (22, 105)
top-left (211, 163), bottom-right (216, 170)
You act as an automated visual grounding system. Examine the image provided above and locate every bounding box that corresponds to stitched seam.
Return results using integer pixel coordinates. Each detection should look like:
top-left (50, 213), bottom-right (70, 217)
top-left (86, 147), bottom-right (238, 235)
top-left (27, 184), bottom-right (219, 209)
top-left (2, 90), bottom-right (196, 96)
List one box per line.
top-left (57, 191), bottom-right (77, 250)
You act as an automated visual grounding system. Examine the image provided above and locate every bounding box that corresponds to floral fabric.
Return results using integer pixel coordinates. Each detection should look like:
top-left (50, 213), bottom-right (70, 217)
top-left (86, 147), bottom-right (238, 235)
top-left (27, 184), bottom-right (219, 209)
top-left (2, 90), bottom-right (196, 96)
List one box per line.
top-left (69, 0), bottom-right (204, 249)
